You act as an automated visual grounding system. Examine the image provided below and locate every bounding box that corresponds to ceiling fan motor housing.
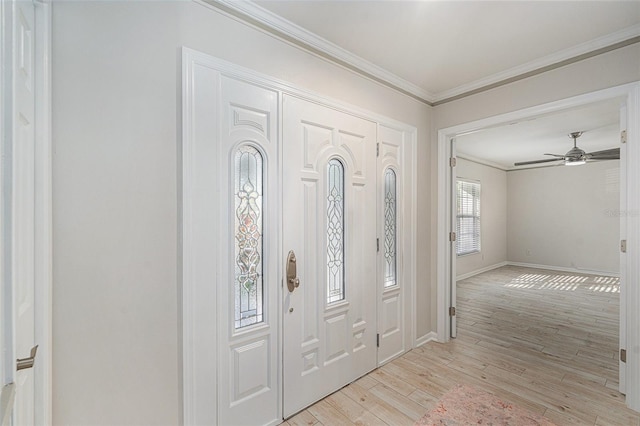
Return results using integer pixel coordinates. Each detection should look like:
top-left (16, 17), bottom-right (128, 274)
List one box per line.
top-left (565, 146), bottom-right (587, 161)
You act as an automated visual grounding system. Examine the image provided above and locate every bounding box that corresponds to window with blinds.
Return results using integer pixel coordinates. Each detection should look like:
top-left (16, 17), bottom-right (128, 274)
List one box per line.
top-left (456, 179), bottom-right (481, 256)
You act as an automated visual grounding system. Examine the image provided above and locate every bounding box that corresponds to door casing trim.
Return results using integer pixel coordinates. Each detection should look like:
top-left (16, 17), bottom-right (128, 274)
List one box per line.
top-left (181, 47), bottom-right (417, 424)
top-left (436, 81), bottom-right (640, 411)
top-left (0, 0), bottom-right (52, 423)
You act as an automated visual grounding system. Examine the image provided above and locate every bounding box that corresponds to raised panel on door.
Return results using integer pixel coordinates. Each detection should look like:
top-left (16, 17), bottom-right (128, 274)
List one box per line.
top-left (283, 95), bottom-right (377, 417)
top-left (377, 125), bottom-right (407, 364)
top-left (217, 76), bottom-right (280, 425)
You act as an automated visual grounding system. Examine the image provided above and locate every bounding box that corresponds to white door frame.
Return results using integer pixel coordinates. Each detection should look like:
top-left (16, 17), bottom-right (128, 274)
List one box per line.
top-left (0, 0), bottom-right (52, 423)
top-left (181, 48), bottom-right (417, 425)
top-left (376, 123), bottom-right (416, 365)
top-left (436, 82), bottom-right (640, 411)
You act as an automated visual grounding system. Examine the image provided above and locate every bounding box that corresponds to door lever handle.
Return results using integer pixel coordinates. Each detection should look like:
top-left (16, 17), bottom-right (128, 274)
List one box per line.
top-left (16, 345), bottom-right (38, 371)
top-left (286, 251), bottom-right (300, 292)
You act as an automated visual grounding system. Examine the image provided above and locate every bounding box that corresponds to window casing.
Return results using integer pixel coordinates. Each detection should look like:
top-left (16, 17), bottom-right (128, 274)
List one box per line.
top-left (456, 179), bottom-right (481, 256)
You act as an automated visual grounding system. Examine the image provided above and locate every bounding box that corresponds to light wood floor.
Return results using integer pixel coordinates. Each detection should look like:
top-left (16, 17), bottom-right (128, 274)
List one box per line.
top-left (282, 265), bottom-right (640, 426)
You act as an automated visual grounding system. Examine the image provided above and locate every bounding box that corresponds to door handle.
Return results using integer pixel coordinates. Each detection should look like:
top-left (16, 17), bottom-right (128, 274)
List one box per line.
top-left (286, 250), bottom-right (300, 292)
top-left (16, 345), bottom-right (38, 371)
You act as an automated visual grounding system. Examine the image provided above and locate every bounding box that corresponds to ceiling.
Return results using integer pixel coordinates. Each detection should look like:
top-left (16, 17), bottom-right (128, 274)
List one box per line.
top-left (455, 98), bottom-right (623, 170)
top-left (251, 0), bottom-right (640, 103)
top-left (219, 1), bottom-right (636, 168)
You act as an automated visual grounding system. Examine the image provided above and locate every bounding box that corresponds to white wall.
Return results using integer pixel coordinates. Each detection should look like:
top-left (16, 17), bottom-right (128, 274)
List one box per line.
top-left (51, 1), bottom-right (431, 424)
top-left (50, 1), bottom-right (640, 422)
top-left (456, 158), bottom-right (507, 278)
top-left (431, 43), bottom-right (640, 327)
top-left (507, 161), bottom-right (620, 274)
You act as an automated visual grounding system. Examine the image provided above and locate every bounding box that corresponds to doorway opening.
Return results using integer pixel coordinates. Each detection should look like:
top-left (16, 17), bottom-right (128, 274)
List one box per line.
top-left (436, 82), bottom-right (640, 411)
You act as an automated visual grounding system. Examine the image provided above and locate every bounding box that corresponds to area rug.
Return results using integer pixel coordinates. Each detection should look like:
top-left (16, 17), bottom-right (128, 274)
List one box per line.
top-left (415, 384), bottom-right (556, 425)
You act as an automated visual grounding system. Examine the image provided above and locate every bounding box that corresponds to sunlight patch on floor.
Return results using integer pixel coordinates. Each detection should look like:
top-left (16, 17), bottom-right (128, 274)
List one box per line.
top-left (504, 273), bottom-right (620, 293)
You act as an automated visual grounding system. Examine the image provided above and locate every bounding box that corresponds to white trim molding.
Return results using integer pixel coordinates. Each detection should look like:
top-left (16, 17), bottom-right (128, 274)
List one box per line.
top-left (415, 332), bottom-right (438, 347)
top-left (434, 24), bottom-right (640, 104)
top-left (506, 262), bottom-right (619, 279)
top-left (200, 0), bottom-right (640, 106)
top-left (0, 0), bottom-right (52, 423)
top-left (624, 83), bottom-right (640, 412)
top-left (457, 260), bottom-right (622, 281)
top-left (456, 261), bottom-right (509, 282)
top-left (437, 82), bottom-right (640, 411)
top-left (204, 0), bottom-right (433, 103)
top-left (34, 1), bottom-right (53, 424)
top-left (181, 47), bottom-right (418, 425)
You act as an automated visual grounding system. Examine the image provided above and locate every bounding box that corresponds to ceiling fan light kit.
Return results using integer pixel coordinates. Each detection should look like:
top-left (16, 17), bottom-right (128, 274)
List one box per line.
top-left (564, 158), bottom-right (586, 166)
top-left (514, 131), bottom-right (620, 167)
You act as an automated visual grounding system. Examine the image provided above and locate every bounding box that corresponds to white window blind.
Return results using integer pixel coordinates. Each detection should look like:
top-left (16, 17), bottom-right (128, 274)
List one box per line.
top-left (456, 179), bottom-right (481, 256)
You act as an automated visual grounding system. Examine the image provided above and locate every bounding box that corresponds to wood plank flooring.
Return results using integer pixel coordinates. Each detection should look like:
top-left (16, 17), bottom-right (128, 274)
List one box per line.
top-left (281, 265), bottom-right (640, 426)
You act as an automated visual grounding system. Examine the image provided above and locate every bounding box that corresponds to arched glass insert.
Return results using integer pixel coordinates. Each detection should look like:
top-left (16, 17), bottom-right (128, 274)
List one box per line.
top-left (384, 169), bottom-right (397, 287)
top-left (234, 145), bottom-right (264, 328)
top-left (327, 159), bottom-right (345, 304)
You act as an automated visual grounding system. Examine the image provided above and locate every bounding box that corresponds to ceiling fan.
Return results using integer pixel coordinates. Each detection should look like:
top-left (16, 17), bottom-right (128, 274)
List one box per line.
top-left (514, 131), bottom-right (620, 167)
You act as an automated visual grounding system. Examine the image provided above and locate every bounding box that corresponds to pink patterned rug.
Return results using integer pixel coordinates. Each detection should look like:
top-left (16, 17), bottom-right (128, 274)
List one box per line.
top-left (415, 384), bottom-right (556, 425)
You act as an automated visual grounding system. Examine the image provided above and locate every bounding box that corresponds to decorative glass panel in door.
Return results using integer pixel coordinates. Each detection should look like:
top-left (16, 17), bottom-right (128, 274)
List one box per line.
top-left (234, 145), bottom-right (264, 329)
top-left (326, 159), bottom-right (345, 304)
top-left (383, 168), bottom-right (397, 288)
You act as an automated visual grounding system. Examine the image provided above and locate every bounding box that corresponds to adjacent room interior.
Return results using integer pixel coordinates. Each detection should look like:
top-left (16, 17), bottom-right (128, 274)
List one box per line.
top-left (454, 98), bottom-right (623, 281)
top-left (2, 1), bottom-right (639, 425)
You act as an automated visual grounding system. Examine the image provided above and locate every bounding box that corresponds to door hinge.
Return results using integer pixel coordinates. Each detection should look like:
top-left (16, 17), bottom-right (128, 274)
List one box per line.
top-left (376, 238), bottom-right (380, 252)
top-left (376, 143), bottom-right (380, 157)
top-left (376, 333), bottom-right (380, 347)
top-left (450, 157), bottom-right (457, 167)
top-left (449, 307), bottom-right (456, 316)
top-left (621, 130), bottom-right (627, 144)
top-left (621, 239), bottom-right (627, 253)
top-left (449, 232), bottom-right (456, 242)
top-left (621, 349), bottom-right (627, 363)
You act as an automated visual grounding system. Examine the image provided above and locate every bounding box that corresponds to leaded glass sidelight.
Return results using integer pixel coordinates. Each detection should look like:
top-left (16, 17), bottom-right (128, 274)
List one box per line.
top-left (384, 169), bottom-right (397, 287)
top-left (234, 145), bottom-right (264, 329)
top-left (327, 159), bottom-right (345, 304)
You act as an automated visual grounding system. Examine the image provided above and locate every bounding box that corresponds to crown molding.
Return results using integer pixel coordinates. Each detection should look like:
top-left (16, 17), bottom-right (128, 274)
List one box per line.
top-left (206, 0), bottom-right (640, 106)
top-left (434, 24), bottom-right (640, 105)
top-left (456, 154), bottom-right (509, 172)
top-left (209, 0), bottom-right (435, 104)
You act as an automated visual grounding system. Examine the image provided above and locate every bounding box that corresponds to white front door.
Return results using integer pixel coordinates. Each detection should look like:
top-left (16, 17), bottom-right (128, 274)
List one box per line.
top-left (183, 51), bottom-right (416, 425)
top-left (282, 95), bottom-right (378, 417)
top-left (1, 0), bottom-right (38, 423)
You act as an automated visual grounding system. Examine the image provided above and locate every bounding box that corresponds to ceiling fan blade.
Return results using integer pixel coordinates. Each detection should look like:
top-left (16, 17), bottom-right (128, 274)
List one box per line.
top-left (587, 148), bottom-right (620, 159)
top-left (543, 153), bottom-right (565, 158)
top-left (588, 157), bottom-right (620, 162)
top-left (514, 158), bottom-right (563, 166)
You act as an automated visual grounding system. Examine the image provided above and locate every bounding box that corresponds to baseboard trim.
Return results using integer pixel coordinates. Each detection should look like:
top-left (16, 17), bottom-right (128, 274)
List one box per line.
top-left (456, 261), bottom-right (509, 281)
top-left (506, 261), bottom-right (619, 278)
top-left (415, 331), bottom-right (438, 347)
